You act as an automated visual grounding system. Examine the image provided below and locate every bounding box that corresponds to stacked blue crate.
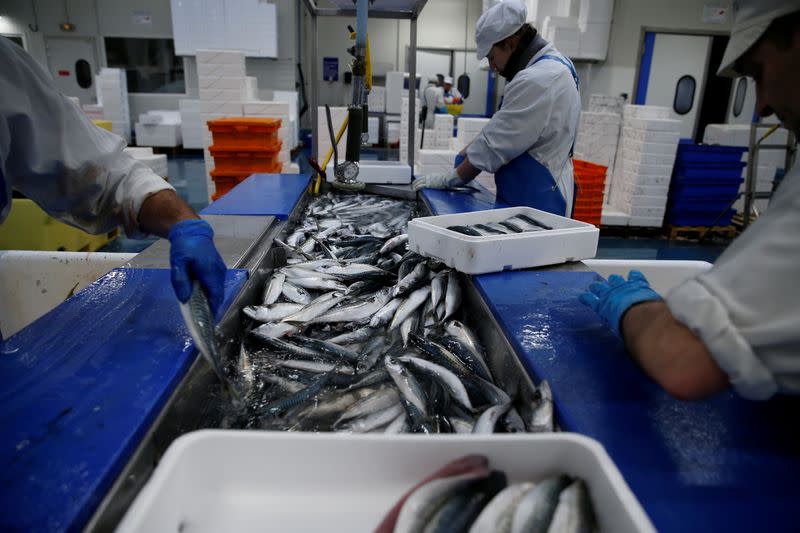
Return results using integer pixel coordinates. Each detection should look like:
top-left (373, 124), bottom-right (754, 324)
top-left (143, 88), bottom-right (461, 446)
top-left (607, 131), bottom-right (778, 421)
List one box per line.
top-left (666, 141), bottom-right (748, 226)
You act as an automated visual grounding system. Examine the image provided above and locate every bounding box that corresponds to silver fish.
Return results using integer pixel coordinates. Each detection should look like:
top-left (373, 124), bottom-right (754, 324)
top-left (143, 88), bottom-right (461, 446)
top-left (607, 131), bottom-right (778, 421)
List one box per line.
top-left (328, 326), bottom-right (376, 345)
top-left (510, 475), bottom-right (571, 533)
top-left (178, 281), bottom-right (240, 402)
top-left (544, 480), bottom-right (595, 533)
top-left (431, 271), bottom-right (448, 311)
top-left (451, 417), bottom-right (476, 434)
top-left (400, 310), bottom-right (420, 347)
top-left (275, 359), bottom-right (355, 375)
top-left (335, 386), bottom-right (401, 425)
top-left (287, 277), bottom-right (347, 292)
top-left (383, 412), bottom-right (409, 434)
top-left (473, 402), bottom-right (511, 434)
top-left (469, 483), bottom-right (535, 533)
top-left (529, 380), bottom-right (554, 433)
top-left (339, 402), bottom-right (404, 433)
top-left (379, 233), bottom-right (408, 255)
top-left (385, 356), bottom-right (427, 416)
top-left (313, 287), bottom-right (392, 323)
top-left (398, 355), bottom-right (474, 410)
top-left (389, 286), bottom-right (431, 330)
top-left (251, 322), bottom-right (300, 340)
top-left (281, 291), bottom-right (346, 323)
top-left (262, 272), bottom-right (285, 305)
top-left (394, 262), bottom-right (429, 297)
top-left (281, 265), bottom-right (338, 280)
top-left (243, 303), bottom-right (303, 322)
top-left (370, 297), bottom-right (404, 328)
top-left (443, 271), bottom-right (462, 322)
top-left (281, 282), bottom-right (312, 304)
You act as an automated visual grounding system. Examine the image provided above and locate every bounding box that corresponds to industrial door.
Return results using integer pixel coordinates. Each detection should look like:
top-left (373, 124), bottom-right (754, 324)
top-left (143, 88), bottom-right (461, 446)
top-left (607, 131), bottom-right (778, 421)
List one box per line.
top-left (635, 32), bottom-right (712, 139)
top-left (44, 36), bottom-right (97, 105)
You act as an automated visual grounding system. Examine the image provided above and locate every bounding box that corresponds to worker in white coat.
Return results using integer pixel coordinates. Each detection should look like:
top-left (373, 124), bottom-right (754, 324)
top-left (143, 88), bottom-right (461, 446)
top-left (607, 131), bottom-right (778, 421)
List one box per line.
top-left (421, 76), bottom-right (446, 128)
top-left (580, 0), bottom-right (800, 401)
top-left (442, 76), bottom-right (462, 104)
top-left (413, 0), bottom-right (581, 217)
top-left (0, 38), bottom-right (227, 331)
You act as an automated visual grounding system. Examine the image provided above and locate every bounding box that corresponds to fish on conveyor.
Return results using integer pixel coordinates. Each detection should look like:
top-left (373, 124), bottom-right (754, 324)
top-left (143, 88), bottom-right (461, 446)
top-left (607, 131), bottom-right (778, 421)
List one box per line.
top-left (262, 272), bottom-right (286, 305)
top-left (389, 286), bottom-right (431, 330)
top-left (447, 225), bottom-right (483, 237)
top-left (251, 322), bottom-right (300, 340)
top-left (400, 311), bottom-right (420, 347)
top-left (529, 380), bottom-right (554, 433)
top-left (290, 335), bottom-right (360, 362)
top-left (178, 280), bottom-right (241, 402)
top-left (260, 372), bottom-right (333, 418)
top-left (398, 355), bottom-right (474, 411)
top-left (443, 271), bottom-right (462, 322)
top-left (312, 287), bottom-right (393, 324)
top-left (379, 233), bottom-right (409, 256)
top-left (316, 263), bottom-right (394, 282)
top-left (473, 402), bottom-right (511, 434)
top-left (280, 291), bottom-right (347, 323)
top-left (338, 403), bottom-right (405, 433)
top-left (370, 298), bottom-right (404, 328)
top-left (243, 303), bottom-right (304, 323)
top-left (281, 282), bottom-right (312, 304)
top-left (286, 277), bottom-right (347, 292)
top-left (335, 386), bottom-right (401, 426)
top-left (394, 262), bottom-right (429, 297)
top-left (430, 271), bottom-right (448, 313)
top-left (327, 326), bottom-right (375, 345)
top-left (435, 335), bottom-right (493, 383)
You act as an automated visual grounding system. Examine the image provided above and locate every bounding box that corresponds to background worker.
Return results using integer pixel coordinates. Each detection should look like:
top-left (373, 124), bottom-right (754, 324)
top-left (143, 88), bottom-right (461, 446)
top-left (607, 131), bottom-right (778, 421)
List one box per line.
top-left (413, 0), bottom-right (581, 217)
top-left (442, 76), bottom-right (463, 104)
top-left (580, 0), bottom-right (800, 401)
top-left (0, 38), bottom-right (227, 320)
top-left (421, 76), bottom-right (446, 128)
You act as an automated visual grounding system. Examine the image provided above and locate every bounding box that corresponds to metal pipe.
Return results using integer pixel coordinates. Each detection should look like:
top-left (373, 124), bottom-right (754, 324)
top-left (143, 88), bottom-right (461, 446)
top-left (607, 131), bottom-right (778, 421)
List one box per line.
top-left (408, 17), bottom-right (418, 170)
top-left (743, 122), bottom-right (758, 228)
top-left (310, 11), bottom-right (319, 165)
top-left (355, 0), bottom-right (368, 49)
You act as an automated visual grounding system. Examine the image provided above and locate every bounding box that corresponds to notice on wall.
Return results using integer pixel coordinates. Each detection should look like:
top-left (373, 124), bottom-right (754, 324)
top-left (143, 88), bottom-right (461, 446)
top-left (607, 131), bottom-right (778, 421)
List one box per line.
top-left (323, 57), bottom-right (339, 82)
top-left (702, 5), bottom-right (728, 24)
top-left (133, 11), bottom-right (153, 25)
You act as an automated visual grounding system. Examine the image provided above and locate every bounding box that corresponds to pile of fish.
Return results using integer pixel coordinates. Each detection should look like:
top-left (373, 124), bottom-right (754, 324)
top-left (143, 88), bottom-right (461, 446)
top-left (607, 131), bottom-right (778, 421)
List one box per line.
top-left (447, 213), bottom-right (553, 237)
top-left (376, 455), bottom-right (597, 533)
top-left (219, 193), bottom-right (553, 433)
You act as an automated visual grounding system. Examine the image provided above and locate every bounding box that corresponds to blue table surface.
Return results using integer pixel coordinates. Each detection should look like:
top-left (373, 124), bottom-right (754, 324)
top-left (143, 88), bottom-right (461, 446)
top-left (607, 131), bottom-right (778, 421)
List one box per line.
top-left (201, 173), bottom-right (312, 219)
top-left (421, 182), bottom-right (508, 215)
top-left (0, 268), bottom-right (247, 532)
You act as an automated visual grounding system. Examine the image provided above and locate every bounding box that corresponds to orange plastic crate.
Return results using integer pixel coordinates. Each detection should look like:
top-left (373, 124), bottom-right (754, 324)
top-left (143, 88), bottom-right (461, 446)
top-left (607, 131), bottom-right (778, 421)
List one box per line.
top-left (207, 118), bottom-right (281, 149)
top-left (209, 144), bottom-right (283, 172)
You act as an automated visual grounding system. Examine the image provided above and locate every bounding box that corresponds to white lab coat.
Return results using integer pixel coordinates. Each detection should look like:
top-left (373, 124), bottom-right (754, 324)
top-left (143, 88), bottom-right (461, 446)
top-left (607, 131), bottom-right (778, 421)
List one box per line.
top-left (422, 84), bottom-right (445, 128)
top-left (466, 42), bottom-right (580, 210)
top-left (0, 38), bottom-right (173, 238)
top-left (666, 162), bottom-right (800, 400)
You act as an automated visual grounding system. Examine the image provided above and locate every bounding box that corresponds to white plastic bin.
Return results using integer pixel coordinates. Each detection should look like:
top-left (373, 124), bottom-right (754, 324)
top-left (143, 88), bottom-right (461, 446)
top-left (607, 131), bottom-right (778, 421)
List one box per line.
top-left (583, 259), bottom-right (713, 295)
top-left (116, 431), bottom-right (655, 533)
top-left (0, 251), bottom-right (135, 338)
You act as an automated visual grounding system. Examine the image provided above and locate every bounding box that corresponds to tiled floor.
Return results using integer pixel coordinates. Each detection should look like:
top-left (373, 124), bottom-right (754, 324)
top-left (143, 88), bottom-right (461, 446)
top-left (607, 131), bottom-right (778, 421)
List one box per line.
top-left (102, 150), bottom-right (733, 264)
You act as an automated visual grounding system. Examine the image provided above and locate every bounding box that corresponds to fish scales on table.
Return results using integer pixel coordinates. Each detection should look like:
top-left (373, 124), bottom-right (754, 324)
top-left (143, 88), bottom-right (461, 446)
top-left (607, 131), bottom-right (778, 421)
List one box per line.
top-left (224, 193), bottom-right (551, 433)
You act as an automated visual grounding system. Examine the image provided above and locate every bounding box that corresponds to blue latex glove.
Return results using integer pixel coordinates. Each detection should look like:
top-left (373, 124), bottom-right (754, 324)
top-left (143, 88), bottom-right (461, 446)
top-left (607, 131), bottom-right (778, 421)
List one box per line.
top-left (454, 153), bottom-right (466, 168)
top-left (168, 219), bottom-right (227, 313)
top-left (579, 270), bottom-right (662, 336)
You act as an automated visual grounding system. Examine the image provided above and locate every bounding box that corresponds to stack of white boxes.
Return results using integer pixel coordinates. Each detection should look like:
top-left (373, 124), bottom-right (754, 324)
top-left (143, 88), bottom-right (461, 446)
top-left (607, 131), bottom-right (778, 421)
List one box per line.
top-left (273, 90), bottom-right (300, 149)
top-left (179, 100), bottom-right (204, 149)
top-left (367, 116), bottom-right (380, 145)
top-left (608, 105), bottom-right (681, 227)
top-left (433, 114), bottom-right (454, 150)
top-left (368, 86), bottom-right (386, 113)
top-left (578, 0), bottom-right (613, 61)
top-left (415, 149), bottom-right (459, 178)
top-left (135, 111), bottom-right (182, 147)
top-left (703, 123), bottom-right (789, 213)
top-left (455, 117), bottom-right (490, 151)
top-left (245, 100), bottom-right (292, 167)
top-left (123, 147), bottom-right (168, 179)
top-left (399, 97), bottom-right (420, 165)
top-left (96, 68), bottom-right (131, 142)
top-left (541, 16), bottom-right (580, 57)
top-left (385, 72), bottom-right (406, 114)
top-left (196, 49), bottom-right (247, 197)
top-left (575, 94), bottom-right (625, 203)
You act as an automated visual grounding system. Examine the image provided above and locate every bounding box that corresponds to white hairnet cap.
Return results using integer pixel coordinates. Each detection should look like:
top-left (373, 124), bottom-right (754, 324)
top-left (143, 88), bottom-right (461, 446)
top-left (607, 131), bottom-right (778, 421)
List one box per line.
top-left (718, 0), bottom-right (800, 77)
top-left (444, 76), bottom-right (453, 84)
top-left (475, 0), bottom-right (527, 60)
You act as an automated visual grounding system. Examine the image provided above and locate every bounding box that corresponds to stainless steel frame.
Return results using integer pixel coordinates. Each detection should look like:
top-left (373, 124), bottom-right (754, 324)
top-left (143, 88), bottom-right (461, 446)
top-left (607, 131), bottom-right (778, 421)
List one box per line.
top-left (302, 0), bottom-right (428, 175)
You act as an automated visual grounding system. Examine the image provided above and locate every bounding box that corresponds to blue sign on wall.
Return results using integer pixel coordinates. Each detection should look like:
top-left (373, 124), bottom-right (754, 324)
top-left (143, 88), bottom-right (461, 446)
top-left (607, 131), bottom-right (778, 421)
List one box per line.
top-left (323, 57), bottom-right (338, 82)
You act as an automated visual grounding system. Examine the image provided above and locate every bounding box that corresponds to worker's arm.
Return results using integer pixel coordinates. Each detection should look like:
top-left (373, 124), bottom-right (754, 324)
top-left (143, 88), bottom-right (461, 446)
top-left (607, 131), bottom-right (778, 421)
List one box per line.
top-left (412, 151), bottom-right (481, 191)
top-left (138, 189), bottom-right (199, 238)
top-left (621, 301), bottom-right (729, 400)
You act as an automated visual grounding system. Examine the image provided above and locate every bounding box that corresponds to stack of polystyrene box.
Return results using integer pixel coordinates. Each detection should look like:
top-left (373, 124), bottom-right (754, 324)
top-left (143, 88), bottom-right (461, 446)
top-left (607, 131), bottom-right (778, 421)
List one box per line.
top-left (455, 117), bottom-right (491, 151)
top-left (367, 116), bottom-right (379, 145)
top-left (179, 100), bottom-right (204, 149)
top-left (386, 72), bottom-right (405, 114)
top-left (415, 149), bottom-right (458, 177)
top-left (96, 68), bottom-right (130, 142)
top-left (574, 111), bottom-right (621, 200)
top-left (317, 106), bottom-right (348, 164)
top-left (368, 86), bottom-right (386, 113)
top-left (588, 94), bottom-right (625, 114)
top-left (135, 111), bottom-right (182, 147)
top-left (608, 105), bottom-right (681, 226)
top-left (245, 100), bottom-right (292, 165)
top-left (578, 0), bottom-right (613, 60)
top-left (273, 90), bottom-right (300, 149)
top-left (542, 16), bottom-right (580, 57)
top-left (400, 97), bottom-right (421, 164)
top-left (703, 123), bottom-right (789, 213)
top-left (197, 49), bottom-right (247, 197)
top-left (433, 114), bottom-right (454, 150)
top-left (123, 147), bottom-right (168, 179)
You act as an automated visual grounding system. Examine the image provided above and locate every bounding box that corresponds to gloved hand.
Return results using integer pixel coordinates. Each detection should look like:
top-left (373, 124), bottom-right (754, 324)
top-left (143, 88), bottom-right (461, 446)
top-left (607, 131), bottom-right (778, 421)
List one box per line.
top-left (168, 219), bottom-right (227, 314)
top-left (412, 168), bottom-right (463, 191)
top-left (579, 270), bottom-right (662, 336)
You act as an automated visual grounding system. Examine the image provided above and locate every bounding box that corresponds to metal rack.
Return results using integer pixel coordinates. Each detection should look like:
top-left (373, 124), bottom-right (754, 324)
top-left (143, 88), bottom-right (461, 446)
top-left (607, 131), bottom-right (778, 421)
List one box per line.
top-left (742, 123), bottom-right (797, 228)
top-left (301, 0), bottom-right (429, 171)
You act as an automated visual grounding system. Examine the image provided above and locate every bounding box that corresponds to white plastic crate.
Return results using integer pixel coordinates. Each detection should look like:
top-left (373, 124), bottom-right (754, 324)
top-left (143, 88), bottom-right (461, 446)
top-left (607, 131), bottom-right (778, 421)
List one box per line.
top-left (408, 207), bottom-right (599, 274)
top-left (116, 431), bottom-right (654, 533)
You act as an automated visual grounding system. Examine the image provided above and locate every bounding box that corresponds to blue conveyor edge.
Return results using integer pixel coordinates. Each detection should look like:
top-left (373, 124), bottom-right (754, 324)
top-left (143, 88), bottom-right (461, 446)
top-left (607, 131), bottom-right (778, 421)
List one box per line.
top-left (200, 173), bottom-right (312, 219)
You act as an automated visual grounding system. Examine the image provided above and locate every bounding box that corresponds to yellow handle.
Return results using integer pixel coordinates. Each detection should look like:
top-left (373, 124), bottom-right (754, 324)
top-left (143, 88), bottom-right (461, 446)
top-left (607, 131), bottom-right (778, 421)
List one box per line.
top-left (310, 114), bottom-right (350, 194)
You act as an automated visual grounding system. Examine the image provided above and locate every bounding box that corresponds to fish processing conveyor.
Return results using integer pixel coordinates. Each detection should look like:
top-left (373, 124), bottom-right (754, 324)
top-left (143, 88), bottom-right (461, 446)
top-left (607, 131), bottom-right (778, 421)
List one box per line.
top-left (1, 172), bottom-right (799, 533)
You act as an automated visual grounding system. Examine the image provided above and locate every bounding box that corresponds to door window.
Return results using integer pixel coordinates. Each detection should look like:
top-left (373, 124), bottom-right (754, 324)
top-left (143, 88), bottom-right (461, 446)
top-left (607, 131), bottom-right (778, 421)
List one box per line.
top-left (75, 59), bottom-right (92, 89)
top-left (673, 75), bottom-right (696, 115)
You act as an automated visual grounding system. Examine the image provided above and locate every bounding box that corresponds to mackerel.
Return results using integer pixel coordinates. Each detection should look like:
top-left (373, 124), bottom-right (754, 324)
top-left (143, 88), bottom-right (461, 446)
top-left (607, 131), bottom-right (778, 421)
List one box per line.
top-left (243, 303), bottom-right (303, 323)
top-left (262, 272), bottom-right (286, 305)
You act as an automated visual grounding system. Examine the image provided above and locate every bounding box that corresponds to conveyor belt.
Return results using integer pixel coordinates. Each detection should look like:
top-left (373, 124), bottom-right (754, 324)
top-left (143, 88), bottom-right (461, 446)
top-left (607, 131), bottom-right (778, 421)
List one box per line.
top-left (200, 173), bottom-right (312, 219)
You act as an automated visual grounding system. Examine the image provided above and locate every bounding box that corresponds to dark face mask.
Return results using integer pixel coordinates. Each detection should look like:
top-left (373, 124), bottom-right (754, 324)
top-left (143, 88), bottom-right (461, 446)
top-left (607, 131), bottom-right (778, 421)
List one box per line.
top-left (499, 27), bottom-right (541, 81)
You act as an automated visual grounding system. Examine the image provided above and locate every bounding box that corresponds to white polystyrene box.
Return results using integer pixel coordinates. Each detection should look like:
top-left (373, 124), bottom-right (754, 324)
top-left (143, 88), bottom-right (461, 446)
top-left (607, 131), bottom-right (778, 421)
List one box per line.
top-left (385, 71), bottom-right (405, 114)
top-left (627, 216), bottom-right (664, 227)
top-left (623, 105), bottom-right (671, 120)
top-left (116, 431), bottom-right (654, 533)
top-left (409, 207), bottom-right (599, 274)
top-left (626, 117), bottom-right (682, 132)
top-left (578, 22), bottom-right (611, 60)
top-left (622, 159), bottom-right (674, 178)
top-left (623, 127), bottom-right (681, 145)
top-left (135, 123), bottom-right (182, 148)
top-left (196, 49), bottom-right (245, 65)
top-left (197, 62), bottom-right (246, 78)
top-left (200, 100), bottom-right (243, 116)
top-left (622, 148), bottom-right (676, 166)
top-left (199, 87), bottom-right (246, 102)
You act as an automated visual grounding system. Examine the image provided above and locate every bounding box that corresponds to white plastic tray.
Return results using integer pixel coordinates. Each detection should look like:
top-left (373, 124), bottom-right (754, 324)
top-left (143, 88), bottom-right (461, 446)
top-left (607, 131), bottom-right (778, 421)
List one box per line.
top-left (408, 207), bottom-right (599, 274)
top-left (325, 161), bottom-right (412, 184)
top-left (116, 431), bottom-right (655, 533)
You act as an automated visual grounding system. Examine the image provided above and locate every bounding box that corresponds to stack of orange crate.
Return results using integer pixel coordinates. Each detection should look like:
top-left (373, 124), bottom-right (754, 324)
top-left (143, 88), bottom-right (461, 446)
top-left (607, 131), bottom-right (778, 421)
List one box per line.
top-left (572, 159), bottom-right (608, 226)
top-left (207, 118), bottom-right (283, 200)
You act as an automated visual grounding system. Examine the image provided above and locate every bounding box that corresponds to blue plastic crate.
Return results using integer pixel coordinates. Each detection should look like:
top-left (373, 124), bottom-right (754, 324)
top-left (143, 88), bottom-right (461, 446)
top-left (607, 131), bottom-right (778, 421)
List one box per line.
top-left (667, 208), bottom-right (735, 226)
top-left (669, 196), bottom-right (736, 212)
top-left (674, 162), bottom-right (745, 179)
top-left (676, 143), bottom-right (748, 164)
top-left (670, 177), bottom-right (743, 199)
